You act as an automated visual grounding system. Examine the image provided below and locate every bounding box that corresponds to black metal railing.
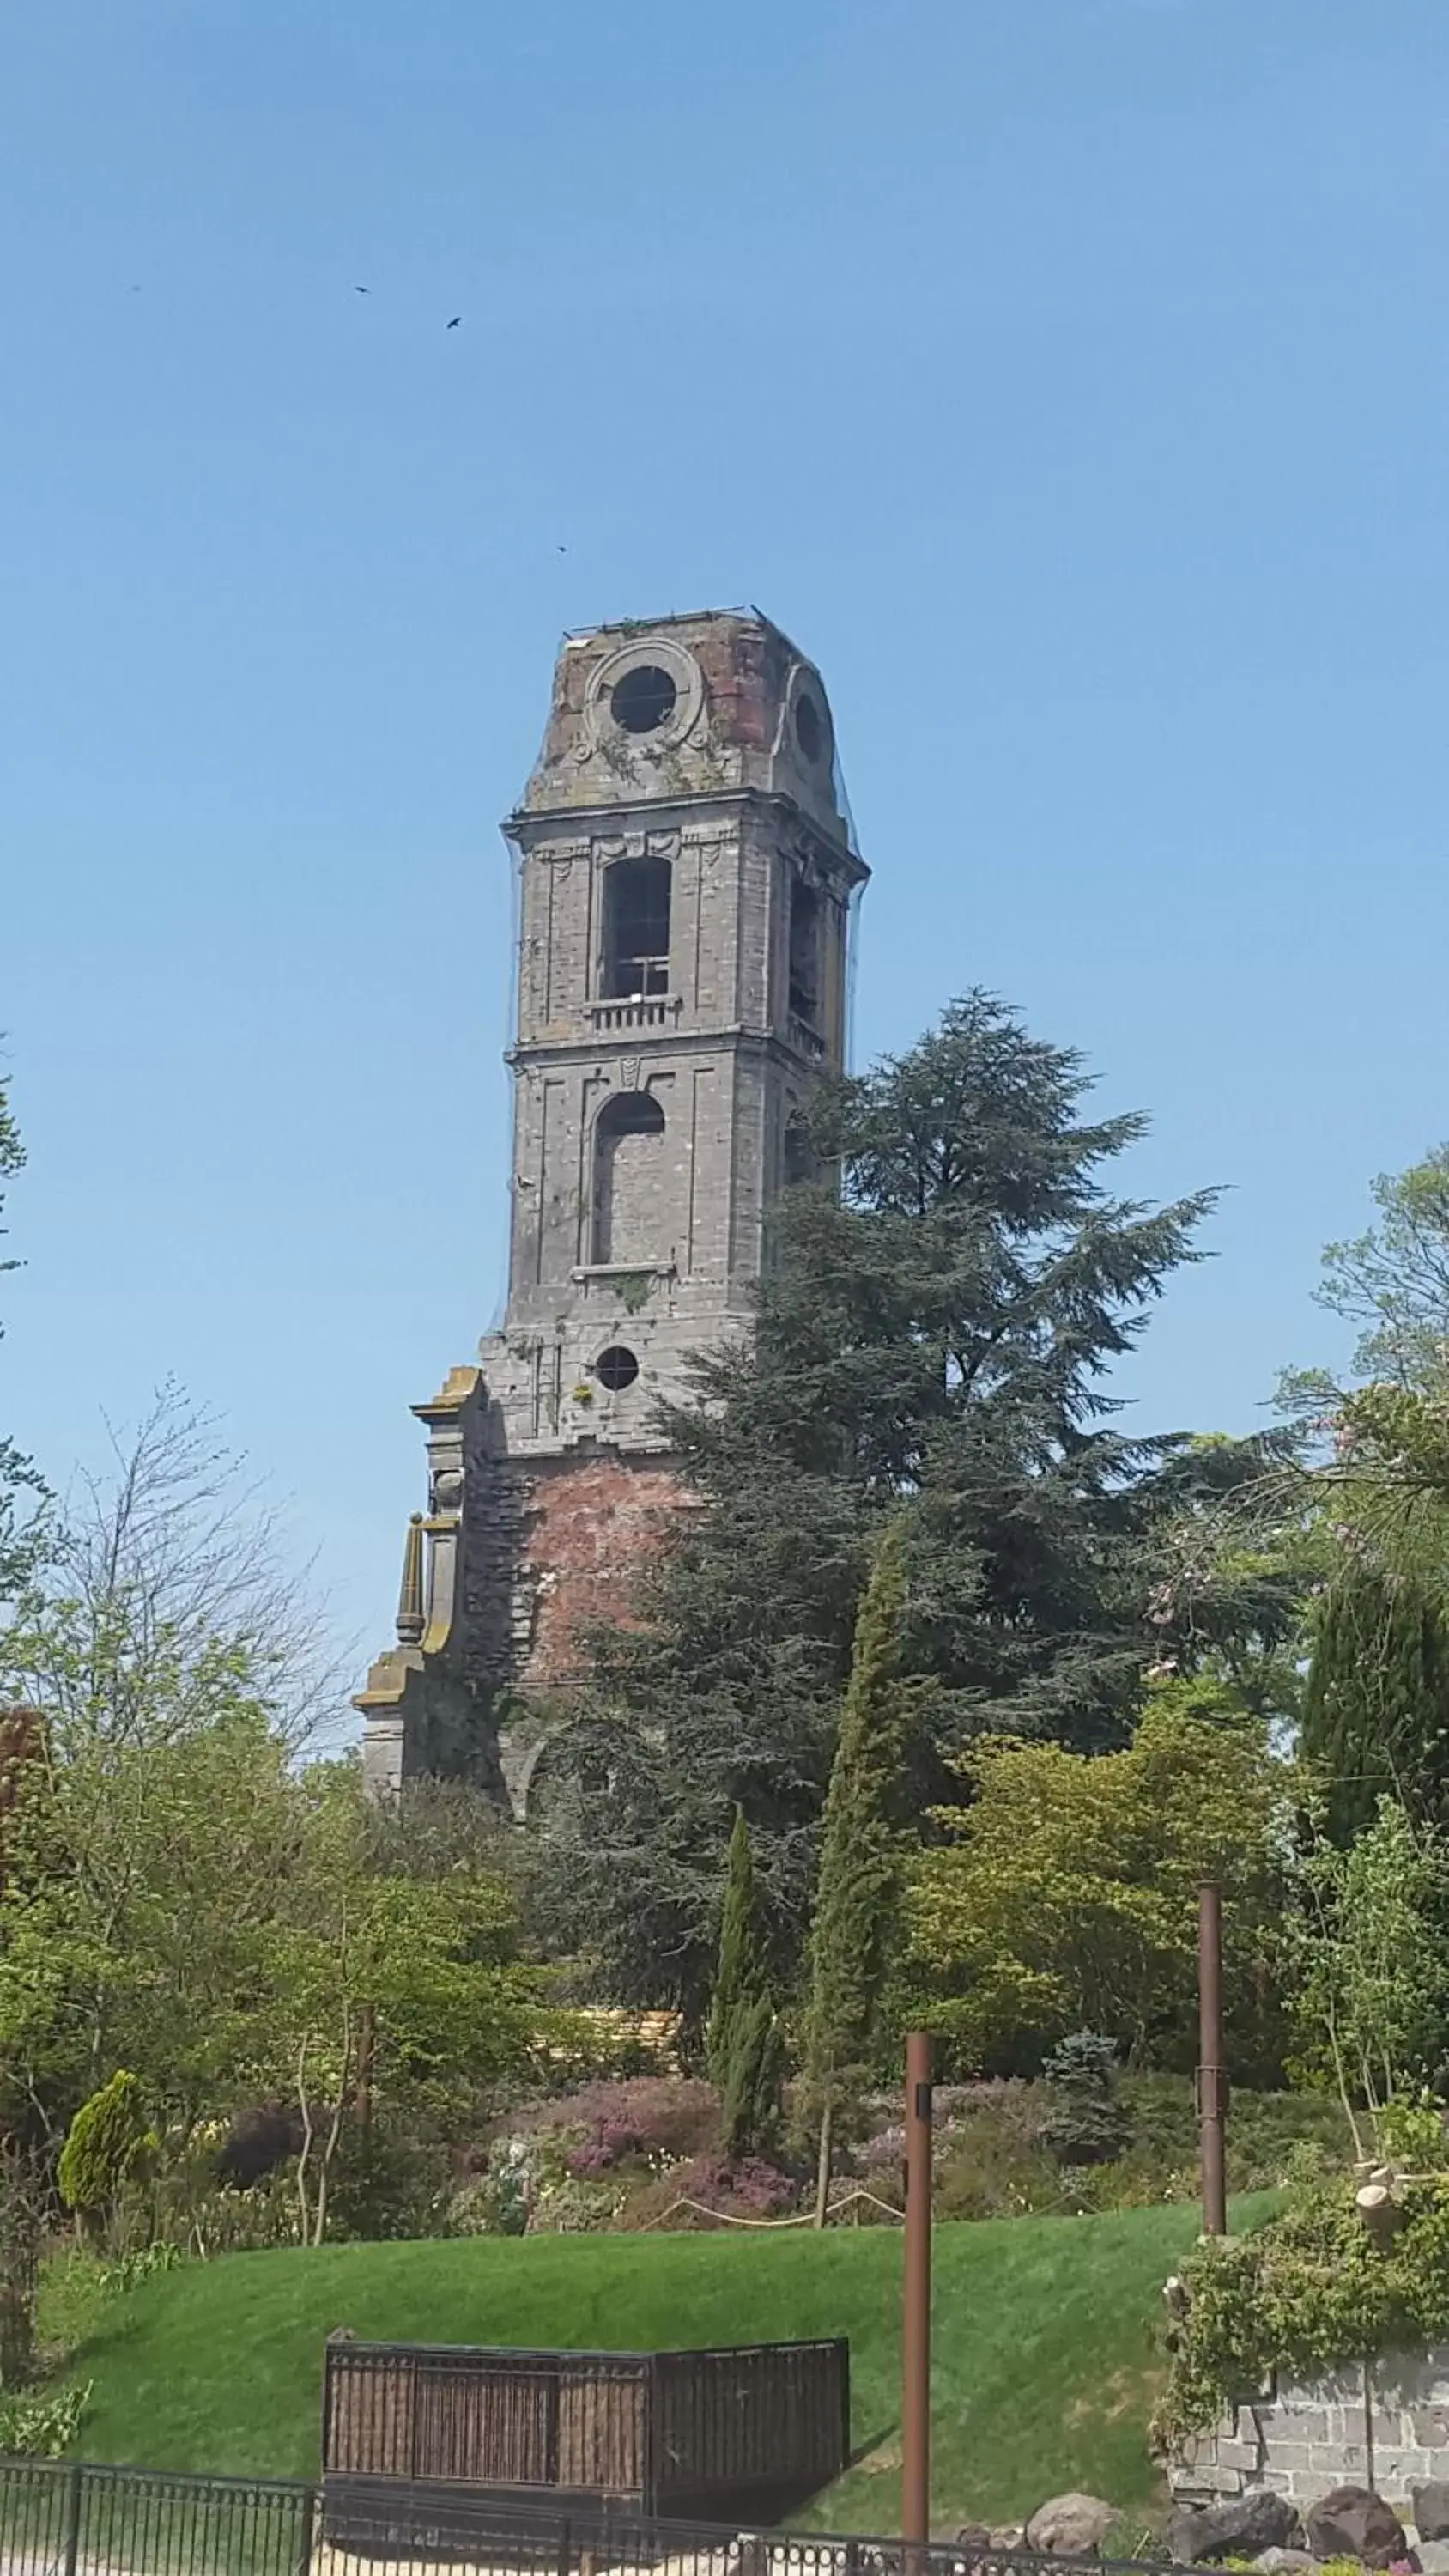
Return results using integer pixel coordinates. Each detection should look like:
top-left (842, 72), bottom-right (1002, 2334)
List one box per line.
top-left (0, 2457), bottom-right (313, 2576)
top-left (0, 2454), bottom-right (1179, 2576)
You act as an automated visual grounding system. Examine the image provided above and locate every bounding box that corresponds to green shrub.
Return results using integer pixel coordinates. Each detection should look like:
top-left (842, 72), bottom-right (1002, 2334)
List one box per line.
top-left (0, 2379), bottom-right (91, 2456)
top-left (57, 2074), bottom-right (155, 2237)
top-left (1122, 2072), bottom-right (1352, 2191)
top-left (1155, 2167), bottom-right (1449, 2447)
top-left (870, 2075), bottom-right (1354, 2226)
top-left (1037, 2031), bottom-right (1131, 2165)
top-left (95, 2242), bottom-right (184, 2296)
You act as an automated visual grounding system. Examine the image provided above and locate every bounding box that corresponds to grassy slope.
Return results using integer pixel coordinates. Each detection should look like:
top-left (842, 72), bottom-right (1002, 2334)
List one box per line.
top-left (58, 2202), bottom-right (1271, 2533)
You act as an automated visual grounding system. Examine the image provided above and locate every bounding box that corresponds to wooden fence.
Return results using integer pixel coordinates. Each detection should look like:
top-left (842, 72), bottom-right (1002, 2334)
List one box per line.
top-left (321, 2336), bottom-right (850, 2524)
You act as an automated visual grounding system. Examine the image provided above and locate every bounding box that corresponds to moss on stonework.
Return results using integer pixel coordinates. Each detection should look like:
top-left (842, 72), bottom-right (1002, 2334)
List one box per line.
top-left (611, 1272), bottom-right (652, 1315)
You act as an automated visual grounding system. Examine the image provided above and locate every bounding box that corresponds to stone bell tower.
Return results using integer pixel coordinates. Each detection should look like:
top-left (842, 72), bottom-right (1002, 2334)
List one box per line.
top-left (356, 610), bottom-right (867, 1807)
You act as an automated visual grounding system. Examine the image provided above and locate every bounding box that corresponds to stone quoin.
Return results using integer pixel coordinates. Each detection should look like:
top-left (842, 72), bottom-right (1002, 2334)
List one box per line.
top-left (355, 610), bottom-right (869, 1811)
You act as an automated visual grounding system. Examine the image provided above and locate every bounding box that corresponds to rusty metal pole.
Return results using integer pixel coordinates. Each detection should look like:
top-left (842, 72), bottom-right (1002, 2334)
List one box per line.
top-left (901, 2030), bottom-right (933, 2544)
top-left (1198, 1882), bottom-right (1228, 2236)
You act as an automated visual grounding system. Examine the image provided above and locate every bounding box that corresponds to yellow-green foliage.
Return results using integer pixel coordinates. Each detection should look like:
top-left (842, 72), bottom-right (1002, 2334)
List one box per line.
top-left (57, 2072), bottom-right (156, 2220)
top-left (905, 1698), bottom-right (1286, 2071)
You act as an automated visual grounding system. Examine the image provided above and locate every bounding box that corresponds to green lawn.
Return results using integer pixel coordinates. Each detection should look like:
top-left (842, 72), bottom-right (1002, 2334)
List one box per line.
top-left (51, 2201), bottom-right (1271, 2534)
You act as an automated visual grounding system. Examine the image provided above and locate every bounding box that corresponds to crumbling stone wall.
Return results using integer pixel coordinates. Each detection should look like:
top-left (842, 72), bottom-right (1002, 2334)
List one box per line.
top-left (1173, 2351), bottom-right (1449, 2514)
top-left (460, 1430), bottom-right (682, 1699)
top-left (455, 1431), bottom-right (684, 1816)
top-left (506, 1449), bottom-right (684, 1689)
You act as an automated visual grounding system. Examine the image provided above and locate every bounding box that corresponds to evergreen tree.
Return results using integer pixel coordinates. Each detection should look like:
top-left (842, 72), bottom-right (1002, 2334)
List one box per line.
top-left (1302, 1566), bottom-right (1449, 1843)
top-left (706, 1809), bottom-right (783, 2160)
top-left (718, 1990), bottom-right (785, 2165)
top-left (538, 993), bottom-right (1215, 2014)
top-left (57, 2071), bottom-right (155, 2243)
top-left (706, 1808), bottom-right (762, 2087)
top-left (1036, 2030), bottom-right (1130, 2164)
top-left (802, 1521), bottom-right (913, 2218)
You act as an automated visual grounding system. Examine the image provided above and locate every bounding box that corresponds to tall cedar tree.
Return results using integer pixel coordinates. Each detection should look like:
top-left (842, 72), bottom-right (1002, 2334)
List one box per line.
top-left (802, 1520), bottom-right (913, 2215)
top-left (706, 1809), bottom-right (784, 2158)
top-left (1302, 1567), bottom-right (1449, 1843)
top-left (538, 993), bottom-right (1215, 2016)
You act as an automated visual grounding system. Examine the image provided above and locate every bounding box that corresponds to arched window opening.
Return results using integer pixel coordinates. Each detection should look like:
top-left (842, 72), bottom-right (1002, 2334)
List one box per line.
top-left (602, 857), bottom-right (671, 999)
top-left (788, 878), bottom-right (821, 1024)
top-left (784, 1113), bottom-right (813, 1186)
top-left (592, 1089), bottom-right (666, 1266)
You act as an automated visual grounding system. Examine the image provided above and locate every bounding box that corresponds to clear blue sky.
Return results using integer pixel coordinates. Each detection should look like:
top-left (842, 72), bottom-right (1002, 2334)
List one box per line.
top-left (5, 2), bottom-right (1446, 1706)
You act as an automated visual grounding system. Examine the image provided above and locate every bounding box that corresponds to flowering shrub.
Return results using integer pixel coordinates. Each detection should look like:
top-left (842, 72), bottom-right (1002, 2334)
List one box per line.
top-left (452, 2127), bottom-right (626, 2233)
top-left (567, 2122), bottom-right (651, 2178)
top-left (671, 2154), bottom-right (794, 2217)
top-left (855, 2123), bottom-right (905, 2173)
top-left (513, 2078), bottom-right (717, 2163)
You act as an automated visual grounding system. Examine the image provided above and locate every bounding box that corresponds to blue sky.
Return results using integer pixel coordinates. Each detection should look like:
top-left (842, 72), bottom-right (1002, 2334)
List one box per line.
top-left (4, 1), bottom-right (1447, 1707)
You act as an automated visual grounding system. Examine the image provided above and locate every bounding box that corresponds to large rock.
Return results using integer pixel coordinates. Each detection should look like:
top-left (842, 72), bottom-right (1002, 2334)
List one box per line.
top-left (1418, 2487), bottom-right (1449, 2546)
top-left (1026, 2494), bottom-right (1119, 2556)
top-left (1168, 2488), bottom-right (1305, 2565)
top-left (1305, 2485), bottom-right (1407, 2569)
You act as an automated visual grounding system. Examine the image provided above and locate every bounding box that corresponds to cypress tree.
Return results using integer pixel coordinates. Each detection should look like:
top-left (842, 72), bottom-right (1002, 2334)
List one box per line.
top-left (706, 1809), bottom-right (761, 2087)
top-left (1303, 1566), bottom-right (1449, 1843)
top-left (802, 1519), bottom-right (913, 2221)
top-left (719, 1990), bottom-right (785, 2165)
top-left (706, 1808), bottom-right (784, 2160)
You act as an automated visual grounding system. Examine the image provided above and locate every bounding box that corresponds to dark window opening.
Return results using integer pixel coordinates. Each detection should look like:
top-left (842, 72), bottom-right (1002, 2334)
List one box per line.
top-left (784, 1114), bottom-right (812, 1186)
top-left (795, 691), bottom-right (824, 764)
top-left (595, 1345), bottom-right (640, 1392)
top-left (788, 878), bottom-right (821, 1023)
top-left (602, 855), bottom-right (672, 999)
top-left (610, 665), bottom-right (677, 734)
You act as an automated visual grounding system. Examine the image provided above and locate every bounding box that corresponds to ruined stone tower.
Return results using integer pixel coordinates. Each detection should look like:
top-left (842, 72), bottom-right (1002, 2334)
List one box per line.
top-left (356, 611), bottom-right (867, 1810)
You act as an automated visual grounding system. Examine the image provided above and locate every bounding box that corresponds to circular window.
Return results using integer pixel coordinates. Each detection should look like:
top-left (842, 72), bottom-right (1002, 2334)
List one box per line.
top-left (595, 1345), bottom-right (640, 1393)
top-left (794, 690), bottom-right (824, 763)
top-left (610, 665), bottom-right (677, 735)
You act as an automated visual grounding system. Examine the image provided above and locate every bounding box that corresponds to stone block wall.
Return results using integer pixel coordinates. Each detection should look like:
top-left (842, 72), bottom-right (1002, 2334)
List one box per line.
top-left (1173, 2350), bottom-right (1449, 2514)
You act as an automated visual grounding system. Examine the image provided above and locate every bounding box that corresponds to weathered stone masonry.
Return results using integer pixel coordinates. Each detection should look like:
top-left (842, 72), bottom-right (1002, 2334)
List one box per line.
top-left (355, 611), bottom-right (868, 1809)
top-left (1173, 2351), bottom-right (1449, 2518)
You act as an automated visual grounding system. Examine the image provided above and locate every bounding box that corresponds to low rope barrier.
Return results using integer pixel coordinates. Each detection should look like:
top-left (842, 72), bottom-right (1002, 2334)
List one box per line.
top-left (639, 2185), bottom-right (901, 2231)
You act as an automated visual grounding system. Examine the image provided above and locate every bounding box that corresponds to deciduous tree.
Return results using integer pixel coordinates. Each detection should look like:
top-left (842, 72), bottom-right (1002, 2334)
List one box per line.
top-left (1288, 1797), bottom-right (1449, 2158)
top-left (905, 1693), bottom-right (1288, 2076)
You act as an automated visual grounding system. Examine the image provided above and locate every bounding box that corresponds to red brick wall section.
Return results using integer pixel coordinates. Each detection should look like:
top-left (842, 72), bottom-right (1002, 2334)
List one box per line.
top-left (516, 1452), bottom-right (685, 1688)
